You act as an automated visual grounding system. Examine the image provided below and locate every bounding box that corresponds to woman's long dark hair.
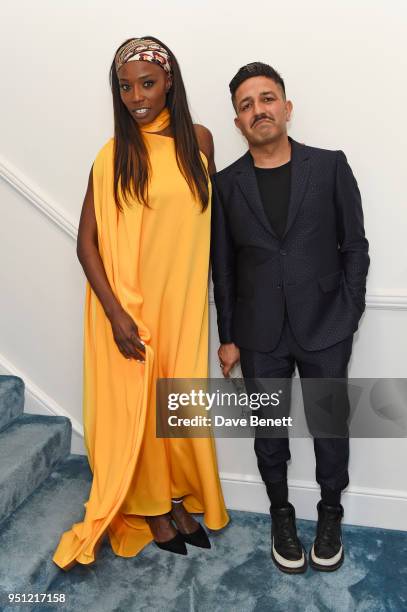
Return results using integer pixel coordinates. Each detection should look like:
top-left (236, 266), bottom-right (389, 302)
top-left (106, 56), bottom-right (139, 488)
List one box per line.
top-left (110, 36), bottom-right (209, 212)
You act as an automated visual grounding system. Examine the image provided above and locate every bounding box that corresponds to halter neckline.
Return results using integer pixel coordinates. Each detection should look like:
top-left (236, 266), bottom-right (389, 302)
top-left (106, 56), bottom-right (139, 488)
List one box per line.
top-left (140, 107), bottom-right (170, 134)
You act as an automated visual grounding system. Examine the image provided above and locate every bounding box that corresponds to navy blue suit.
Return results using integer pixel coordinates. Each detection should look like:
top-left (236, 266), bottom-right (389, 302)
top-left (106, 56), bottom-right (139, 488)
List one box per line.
top-left (211, 137), bottom-right (370, 491)
top-left (211, 138), bottom-right (369, 352)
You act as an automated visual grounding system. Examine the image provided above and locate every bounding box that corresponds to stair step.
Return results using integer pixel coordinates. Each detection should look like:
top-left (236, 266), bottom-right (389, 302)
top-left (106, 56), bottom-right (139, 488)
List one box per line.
top-left (0, 454), bottom-right (91, 603)
top-left (0, 414), bottom-right (71, 525)
top-left (0, 375), bottom-right (24, 433)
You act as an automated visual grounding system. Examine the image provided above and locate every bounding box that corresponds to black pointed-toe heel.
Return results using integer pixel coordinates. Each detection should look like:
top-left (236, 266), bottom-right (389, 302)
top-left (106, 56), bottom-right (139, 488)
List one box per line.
top-left (153, 531), bottom-right (188, 555)
top-left (180, 524), bottom-right (211, 549)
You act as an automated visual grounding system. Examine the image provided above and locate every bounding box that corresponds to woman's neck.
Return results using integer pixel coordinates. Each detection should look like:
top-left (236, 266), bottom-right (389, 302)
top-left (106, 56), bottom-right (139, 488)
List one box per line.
top-left (140, 107), bottom-right (171, 135)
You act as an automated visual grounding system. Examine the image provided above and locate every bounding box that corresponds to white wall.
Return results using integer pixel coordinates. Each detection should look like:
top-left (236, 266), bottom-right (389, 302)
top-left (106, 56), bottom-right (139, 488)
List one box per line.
top-left (1, 0), bottom-right (406, 529)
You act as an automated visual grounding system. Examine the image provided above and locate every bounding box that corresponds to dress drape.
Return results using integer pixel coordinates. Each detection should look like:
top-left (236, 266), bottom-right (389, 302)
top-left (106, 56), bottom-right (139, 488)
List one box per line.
top-left (52, 132), bottom-right (229, 570)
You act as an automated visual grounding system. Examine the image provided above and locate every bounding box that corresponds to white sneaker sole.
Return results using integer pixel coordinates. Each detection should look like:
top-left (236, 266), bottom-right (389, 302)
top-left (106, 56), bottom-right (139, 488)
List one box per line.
top-left (271, 538), bottom-right (307, 573)
top-left (310, 542), bottom-right (344, 571)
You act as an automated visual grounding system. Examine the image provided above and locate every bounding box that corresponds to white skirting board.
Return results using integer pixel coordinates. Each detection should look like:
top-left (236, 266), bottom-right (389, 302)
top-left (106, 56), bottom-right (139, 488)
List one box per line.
top-left (220, 472), bottom-right (407, 531)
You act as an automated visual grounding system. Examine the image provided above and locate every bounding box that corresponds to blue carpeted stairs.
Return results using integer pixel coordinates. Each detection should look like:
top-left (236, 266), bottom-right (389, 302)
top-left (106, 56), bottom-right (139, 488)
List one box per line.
top-left (0, 375), bottom-right (91, 611)
top-left (0, 374), bottom-right (406, 612)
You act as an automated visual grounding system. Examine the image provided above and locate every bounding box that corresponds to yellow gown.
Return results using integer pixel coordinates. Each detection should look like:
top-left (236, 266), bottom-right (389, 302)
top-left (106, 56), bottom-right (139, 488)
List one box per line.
top-left (52, 110), bottom-right (229, 569)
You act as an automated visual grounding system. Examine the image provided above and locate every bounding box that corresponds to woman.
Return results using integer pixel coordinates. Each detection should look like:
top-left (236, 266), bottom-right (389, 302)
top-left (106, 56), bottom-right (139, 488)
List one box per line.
top-left (53, 37), bottom-right (229, 569)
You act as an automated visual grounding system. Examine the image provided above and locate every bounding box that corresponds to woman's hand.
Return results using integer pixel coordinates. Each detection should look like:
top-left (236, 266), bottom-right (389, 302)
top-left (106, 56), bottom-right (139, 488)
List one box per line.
top-left (109, 307), bottom-right (146, 362)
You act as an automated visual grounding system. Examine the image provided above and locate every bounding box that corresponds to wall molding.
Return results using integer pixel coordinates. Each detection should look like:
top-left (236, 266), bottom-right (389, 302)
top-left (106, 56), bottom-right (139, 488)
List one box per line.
top-left (365, 294), bottom-right (407, 311)
top-left (209, 294), bottom-right (407, 311)
top-left (0, 156), bottom-right (77, 240)
top-left (1, 155), bottom-right (406, 311)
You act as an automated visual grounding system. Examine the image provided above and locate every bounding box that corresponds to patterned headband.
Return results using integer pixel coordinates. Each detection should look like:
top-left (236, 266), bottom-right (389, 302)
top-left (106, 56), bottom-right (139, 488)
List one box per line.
top-left (115, 38), bottom-right (172, 76)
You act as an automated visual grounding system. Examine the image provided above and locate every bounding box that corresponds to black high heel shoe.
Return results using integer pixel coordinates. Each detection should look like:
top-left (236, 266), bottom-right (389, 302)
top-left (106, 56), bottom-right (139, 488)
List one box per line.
top-left (171, 499), bottom-right (211, 549)
top-left (179, 523), bottom-right (211, 549)
top-left (146, 515), bottom-right (188, 555)
top-left (153, 531), bottom-right (188, 555)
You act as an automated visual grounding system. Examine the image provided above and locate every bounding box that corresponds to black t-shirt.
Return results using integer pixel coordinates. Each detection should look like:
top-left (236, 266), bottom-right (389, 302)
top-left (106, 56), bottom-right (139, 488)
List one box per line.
top-left (254, 161), bottom-right (291, 239)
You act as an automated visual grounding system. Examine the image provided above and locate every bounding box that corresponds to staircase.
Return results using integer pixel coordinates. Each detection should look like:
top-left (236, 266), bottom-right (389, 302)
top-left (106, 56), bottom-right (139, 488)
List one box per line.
top-left (0, 375), bottom-right (92, 610)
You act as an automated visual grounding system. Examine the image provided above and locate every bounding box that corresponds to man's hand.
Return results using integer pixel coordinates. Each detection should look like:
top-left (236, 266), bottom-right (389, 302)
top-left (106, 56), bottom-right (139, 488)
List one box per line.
top-left (218, 343), bottom-right (240, 377)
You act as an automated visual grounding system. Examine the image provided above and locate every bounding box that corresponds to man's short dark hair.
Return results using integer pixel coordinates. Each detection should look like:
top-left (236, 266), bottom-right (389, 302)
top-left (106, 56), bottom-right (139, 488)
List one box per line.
top-left (229, 62), bottom-right (286, 106)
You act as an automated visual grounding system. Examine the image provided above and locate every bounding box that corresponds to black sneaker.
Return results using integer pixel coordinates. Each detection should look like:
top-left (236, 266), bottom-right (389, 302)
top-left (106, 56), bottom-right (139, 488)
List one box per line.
top-left (310, 501), bottom-right (344, 571)
top-left (270, 503), bottom-right (307, 573)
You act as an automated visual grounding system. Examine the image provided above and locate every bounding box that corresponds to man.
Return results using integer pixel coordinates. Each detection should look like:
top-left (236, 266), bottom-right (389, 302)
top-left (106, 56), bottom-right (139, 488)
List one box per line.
top-left (211, 62), bottom-right (369, 573)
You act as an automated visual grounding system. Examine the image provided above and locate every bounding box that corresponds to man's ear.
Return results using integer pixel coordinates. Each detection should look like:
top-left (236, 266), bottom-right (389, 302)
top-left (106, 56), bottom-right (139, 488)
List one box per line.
top-left (285, 100), bottom-right (293, 122)
top-left (234, 116), bottom-right (242, 132)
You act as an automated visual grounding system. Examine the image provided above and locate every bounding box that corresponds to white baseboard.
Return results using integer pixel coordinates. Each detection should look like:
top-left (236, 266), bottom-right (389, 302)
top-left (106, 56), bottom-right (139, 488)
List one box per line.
top-left (220, 472), bottom-right (407, 531)
top-left (0, 353), bottom-right (85, 455)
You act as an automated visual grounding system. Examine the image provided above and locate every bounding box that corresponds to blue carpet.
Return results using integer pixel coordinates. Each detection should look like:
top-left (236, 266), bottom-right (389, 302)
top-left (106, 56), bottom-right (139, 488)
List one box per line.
top-left (0, 456), bottom-right (91, 604)
top-left (29, 464), bottom-right (407, 612)
top-left (0, 414), bottom-right (71, 524)
top-left (0, 375), bottom-right (24, 433)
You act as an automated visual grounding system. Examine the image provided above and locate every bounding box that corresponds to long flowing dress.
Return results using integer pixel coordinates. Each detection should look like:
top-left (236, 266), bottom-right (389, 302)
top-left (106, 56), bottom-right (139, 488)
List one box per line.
top-left (52, 127), bottom-right (229, 570)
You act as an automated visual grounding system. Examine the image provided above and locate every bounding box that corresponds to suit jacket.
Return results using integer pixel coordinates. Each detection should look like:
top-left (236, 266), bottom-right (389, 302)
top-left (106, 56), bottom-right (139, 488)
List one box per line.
top-left (210, 137), bottom-right (370, 352)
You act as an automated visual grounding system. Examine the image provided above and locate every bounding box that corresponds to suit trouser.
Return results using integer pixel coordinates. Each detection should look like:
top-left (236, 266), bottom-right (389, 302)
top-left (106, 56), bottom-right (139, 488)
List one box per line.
top-left (239, 313), bottom-right (354, 492)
